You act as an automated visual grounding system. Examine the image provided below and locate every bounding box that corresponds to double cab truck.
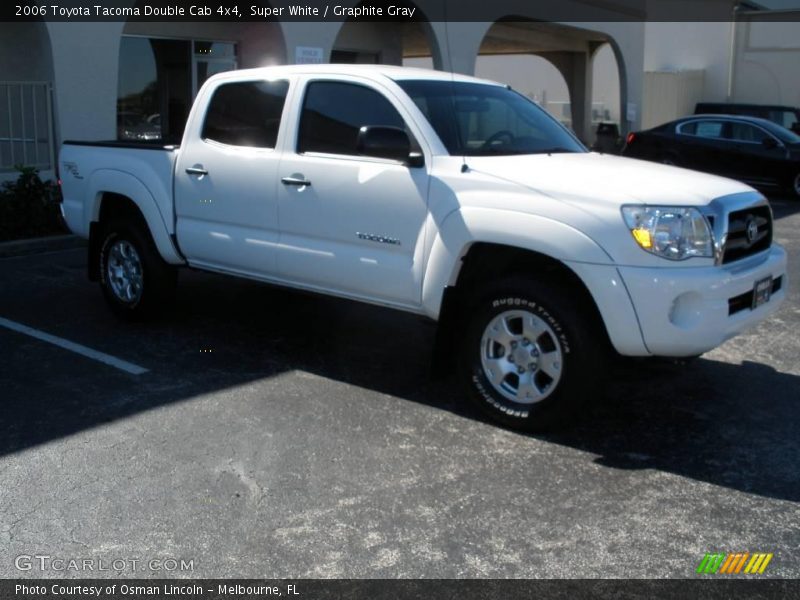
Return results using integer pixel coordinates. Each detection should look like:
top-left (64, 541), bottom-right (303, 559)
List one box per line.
top-left (59, 65), bottom-right (787, 430)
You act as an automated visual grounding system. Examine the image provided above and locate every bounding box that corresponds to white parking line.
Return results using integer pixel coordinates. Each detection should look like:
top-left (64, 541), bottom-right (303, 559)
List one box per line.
top-left (0, 316), bottom-right (149, 375)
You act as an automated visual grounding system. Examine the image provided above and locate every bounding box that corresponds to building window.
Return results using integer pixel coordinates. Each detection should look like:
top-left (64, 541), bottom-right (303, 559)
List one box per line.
top-left (117, 36), bottom-right (162, 141)
top-left (0, 82), bottom-right (53, 173)
top-left (194, 41), bottom-right (237, 93)
top-left (117, 36), bottom-right (237, 143)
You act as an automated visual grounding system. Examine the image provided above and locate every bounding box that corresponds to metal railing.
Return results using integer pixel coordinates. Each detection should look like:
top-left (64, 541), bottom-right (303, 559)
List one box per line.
top-left (0, 81), bottom-right (55, 174)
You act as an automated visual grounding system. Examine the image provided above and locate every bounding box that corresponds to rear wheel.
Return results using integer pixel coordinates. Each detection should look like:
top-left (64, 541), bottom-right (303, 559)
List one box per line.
top-left (459, 277), bottom-right (604, 432)
top-left (98, 220), bottom-right (176, 320)
top-left (792, 173), bottom-right (800, 199)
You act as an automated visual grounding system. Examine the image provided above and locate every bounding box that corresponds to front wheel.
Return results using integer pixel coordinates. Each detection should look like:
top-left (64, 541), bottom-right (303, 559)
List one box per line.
top-left (99, 221), bottom-right (176, 320)
top-left (791, 173), bottom-right (800, 199)
top-left (459, 277), bottom-right (605, 431)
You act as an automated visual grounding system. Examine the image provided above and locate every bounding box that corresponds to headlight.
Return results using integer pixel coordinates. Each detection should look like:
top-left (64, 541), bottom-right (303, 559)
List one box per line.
top-left (621, 205), bottom-right (714, 260)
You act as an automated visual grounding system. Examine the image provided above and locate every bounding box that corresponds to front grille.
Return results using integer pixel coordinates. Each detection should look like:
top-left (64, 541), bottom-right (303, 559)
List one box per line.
top-left (722, 206), bottom-right (772, 264)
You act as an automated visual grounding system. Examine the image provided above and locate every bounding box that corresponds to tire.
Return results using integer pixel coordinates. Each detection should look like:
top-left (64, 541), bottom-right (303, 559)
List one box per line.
top-left (791, 173), bottom-right (800, 199)
top-left (459, 277), bottom-right (604, 432)
top-left (98, 220), bottom-right (176, 320)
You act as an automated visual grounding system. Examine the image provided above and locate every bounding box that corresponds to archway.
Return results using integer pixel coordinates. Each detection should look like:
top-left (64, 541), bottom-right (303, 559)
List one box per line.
top-left (331, 1), bottom-right (442, 69)
top-left (475, 54), bottom-right (572, 127)
top-left (0, 22), bottom-right (56, 177)
top-left (590, 42), bottom-right (623, 148)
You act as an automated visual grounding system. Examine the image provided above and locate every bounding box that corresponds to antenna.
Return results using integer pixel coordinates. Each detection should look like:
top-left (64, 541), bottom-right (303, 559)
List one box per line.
top-left (442, 0), bottom-right (468, 174)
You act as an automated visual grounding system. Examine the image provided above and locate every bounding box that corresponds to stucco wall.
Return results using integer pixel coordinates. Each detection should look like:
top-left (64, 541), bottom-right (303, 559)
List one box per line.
top-left (732, 16), bottom-right (800, 108)
top-left (644, 22), bottom-right (733, 102)
top-left (0, 23), bottom-right (54, 82)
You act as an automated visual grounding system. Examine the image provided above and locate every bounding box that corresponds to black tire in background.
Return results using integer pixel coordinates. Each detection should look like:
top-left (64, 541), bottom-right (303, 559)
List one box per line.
top-left (98, 220), bottom-right (176, 320)
top-left (459, 277), bottom-right (605, 432)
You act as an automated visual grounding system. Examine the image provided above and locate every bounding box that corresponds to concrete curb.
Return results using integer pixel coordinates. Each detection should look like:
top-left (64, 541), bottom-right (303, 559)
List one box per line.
top-left (0, 234), bottom-right (86, 258)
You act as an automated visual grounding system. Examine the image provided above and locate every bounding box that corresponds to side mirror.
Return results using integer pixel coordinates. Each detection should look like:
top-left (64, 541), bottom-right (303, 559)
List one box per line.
top-left (356, 126), bottom-right (423, 167)
top-left (761, 136), bottom-right (779, 150)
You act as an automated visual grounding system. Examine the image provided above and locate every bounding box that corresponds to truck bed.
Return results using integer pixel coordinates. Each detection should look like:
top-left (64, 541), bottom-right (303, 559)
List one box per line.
top-left (60, 140), bottom-right (180, 240)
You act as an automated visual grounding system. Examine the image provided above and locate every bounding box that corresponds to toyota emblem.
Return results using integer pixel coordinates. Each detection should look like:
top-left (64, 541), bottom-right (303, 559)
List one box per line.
top-left (745, 217), bottom-right (759, 245)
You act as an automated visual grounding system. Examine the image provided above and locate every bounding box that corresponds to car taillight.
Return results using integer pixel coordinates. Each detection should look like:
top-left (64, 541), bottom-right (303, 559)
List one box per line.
top-left (626, 133), bottom-right (636, 145)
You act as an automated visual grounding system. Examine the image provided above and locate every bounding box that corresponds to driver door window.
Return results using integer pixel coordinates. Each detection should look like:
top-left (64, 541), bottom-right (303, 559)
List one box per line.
top-left (694, 121), bottom-right (726, 139)
top-left (297, 81), bottom-right (412, 156)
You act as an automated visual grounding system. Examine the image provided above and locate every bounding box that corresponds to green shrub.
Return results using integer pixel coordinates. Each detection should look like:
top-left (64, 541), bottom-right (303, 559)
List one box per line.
top-left (0, 166), bottom-right (67, 242)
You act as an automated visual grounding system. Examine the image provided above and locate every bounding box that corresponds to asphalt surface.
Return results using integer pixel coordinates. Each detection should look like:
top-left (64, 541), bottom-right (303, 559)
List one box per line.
top-left (0, 198), bottom-right (798, 579)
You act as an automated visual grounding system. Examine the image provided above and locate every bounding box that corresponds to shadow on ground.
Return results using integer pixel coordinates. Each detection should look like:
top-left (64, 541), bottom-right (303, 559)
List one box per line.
top-left (1, 255), bottom-right (798, 503)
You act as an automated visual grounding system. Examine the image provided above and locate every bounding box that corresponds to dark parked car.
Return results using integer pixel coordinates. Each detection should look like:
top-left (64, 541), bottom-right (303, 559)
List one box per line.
top-left (622, 115), bottom-right (800, 198)
top-left (695, 102), bottom-right (800, 135)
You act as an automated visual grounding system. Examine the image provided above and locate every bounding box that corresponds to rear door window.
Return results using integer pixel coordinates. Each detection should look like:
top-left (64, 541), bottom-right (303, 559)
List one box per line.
top-left (202, 80), bottom-right (290, 148)
top-left (694, 121), bottom-right (726, 139)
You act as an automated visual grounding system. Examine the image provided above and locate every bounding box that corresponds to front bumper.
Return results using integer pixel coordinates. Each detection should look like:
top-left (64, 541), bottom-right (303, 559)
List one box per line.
top-left (618, 244), bottom-right (788, 357)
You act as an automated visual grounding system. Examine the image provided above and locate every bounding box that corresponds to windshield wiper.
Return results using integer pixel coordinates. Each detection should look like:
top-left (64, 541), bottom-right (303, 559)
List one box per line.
top-left (531, 147), bottom-right (574, 155)
top-left (464, 147), bottom-right (578, 157)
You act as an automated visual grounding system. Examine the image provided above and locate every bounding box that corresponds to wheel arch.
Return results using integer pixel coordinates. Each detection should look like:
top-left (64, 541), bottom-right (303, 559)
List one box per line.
top-left (422, 207), bottom-right (613, 320)
top-left (425, 209), bottom-right (649, 376)
top-left (87, 169), bottom-right (183, 267)
top-left (453, 242), bottom-right (606, 319)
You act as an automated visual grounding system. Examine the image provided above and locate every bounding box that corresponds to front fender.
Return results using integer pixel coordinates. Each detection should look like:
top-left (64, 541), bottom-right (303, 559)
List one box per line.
top-left (87, 169), bottom-right (183, 264)
top-left (421, 207), bottom-right (650, 356)
top-left (422, 207), bottom-right (613, 315)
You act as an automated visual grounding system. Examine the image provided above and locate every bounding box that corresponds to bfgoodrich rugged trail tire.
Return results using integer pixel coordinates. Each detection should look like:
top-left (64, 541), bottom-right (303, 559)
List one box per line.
top-left (459, 277), bottom-right (605, 432)
top-left (98, 220), bottom-right (176, 321)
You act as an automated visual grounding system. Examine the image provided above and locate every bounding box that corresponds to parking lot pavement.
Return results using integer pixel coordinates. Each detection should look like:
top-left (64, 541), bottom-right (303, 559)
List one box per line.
top-left (0, 199), bottom-right (798, 579)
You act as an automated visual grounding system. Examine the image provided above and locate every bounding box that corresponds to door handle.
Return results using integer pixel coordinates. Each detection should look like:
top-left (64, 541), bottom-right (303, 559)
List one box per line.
top-left (281, 176), bottom-right (311, 187)
top-left (185, 166), bottom-right (208, 176)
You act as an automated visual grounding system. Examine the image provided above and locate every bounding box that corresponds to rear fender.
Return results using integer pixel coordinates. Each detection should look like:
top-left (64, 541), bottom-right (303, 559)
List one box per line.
top-left (88, 169), bottom-right (183, 264)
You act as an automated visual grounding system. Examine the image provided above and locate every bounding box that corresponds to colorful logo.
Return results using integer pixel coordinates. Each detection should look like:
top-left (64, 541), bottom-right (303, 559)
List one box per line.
top-left (697, 552), bottom-right (773, 575)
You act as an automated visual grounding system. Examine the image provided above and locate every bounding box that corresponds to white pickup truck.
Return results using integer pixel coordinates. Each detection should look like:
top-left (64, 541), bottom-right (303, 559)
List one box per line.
top-left (60, 65), bottom-right (787, 430)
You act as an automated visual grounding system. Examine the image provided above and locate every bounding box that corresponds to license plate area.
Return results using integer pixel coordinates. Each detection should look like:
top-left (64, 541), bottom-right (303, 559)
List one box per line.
top-left (752, 276), bottom-right (773, 309)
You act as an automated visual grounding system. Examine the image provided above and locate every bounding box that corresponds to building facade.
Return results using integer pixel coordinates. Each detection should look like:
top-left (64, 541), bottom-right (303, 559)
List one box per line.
top-left (2, 0), bottom-right (797, 183)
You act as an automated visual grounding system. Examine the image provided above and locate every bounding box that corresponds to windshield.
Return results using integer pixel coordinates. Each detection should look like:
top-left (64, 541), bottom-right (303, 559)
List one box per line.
top-left (397, 80), bottom-right (586, 157)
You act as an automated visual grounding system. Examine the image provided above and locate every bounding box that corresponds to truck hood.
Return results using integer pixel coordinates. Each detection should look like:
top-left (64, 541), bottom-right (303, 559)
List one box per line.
top-left (465, 152), bottom-right (753, 208)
